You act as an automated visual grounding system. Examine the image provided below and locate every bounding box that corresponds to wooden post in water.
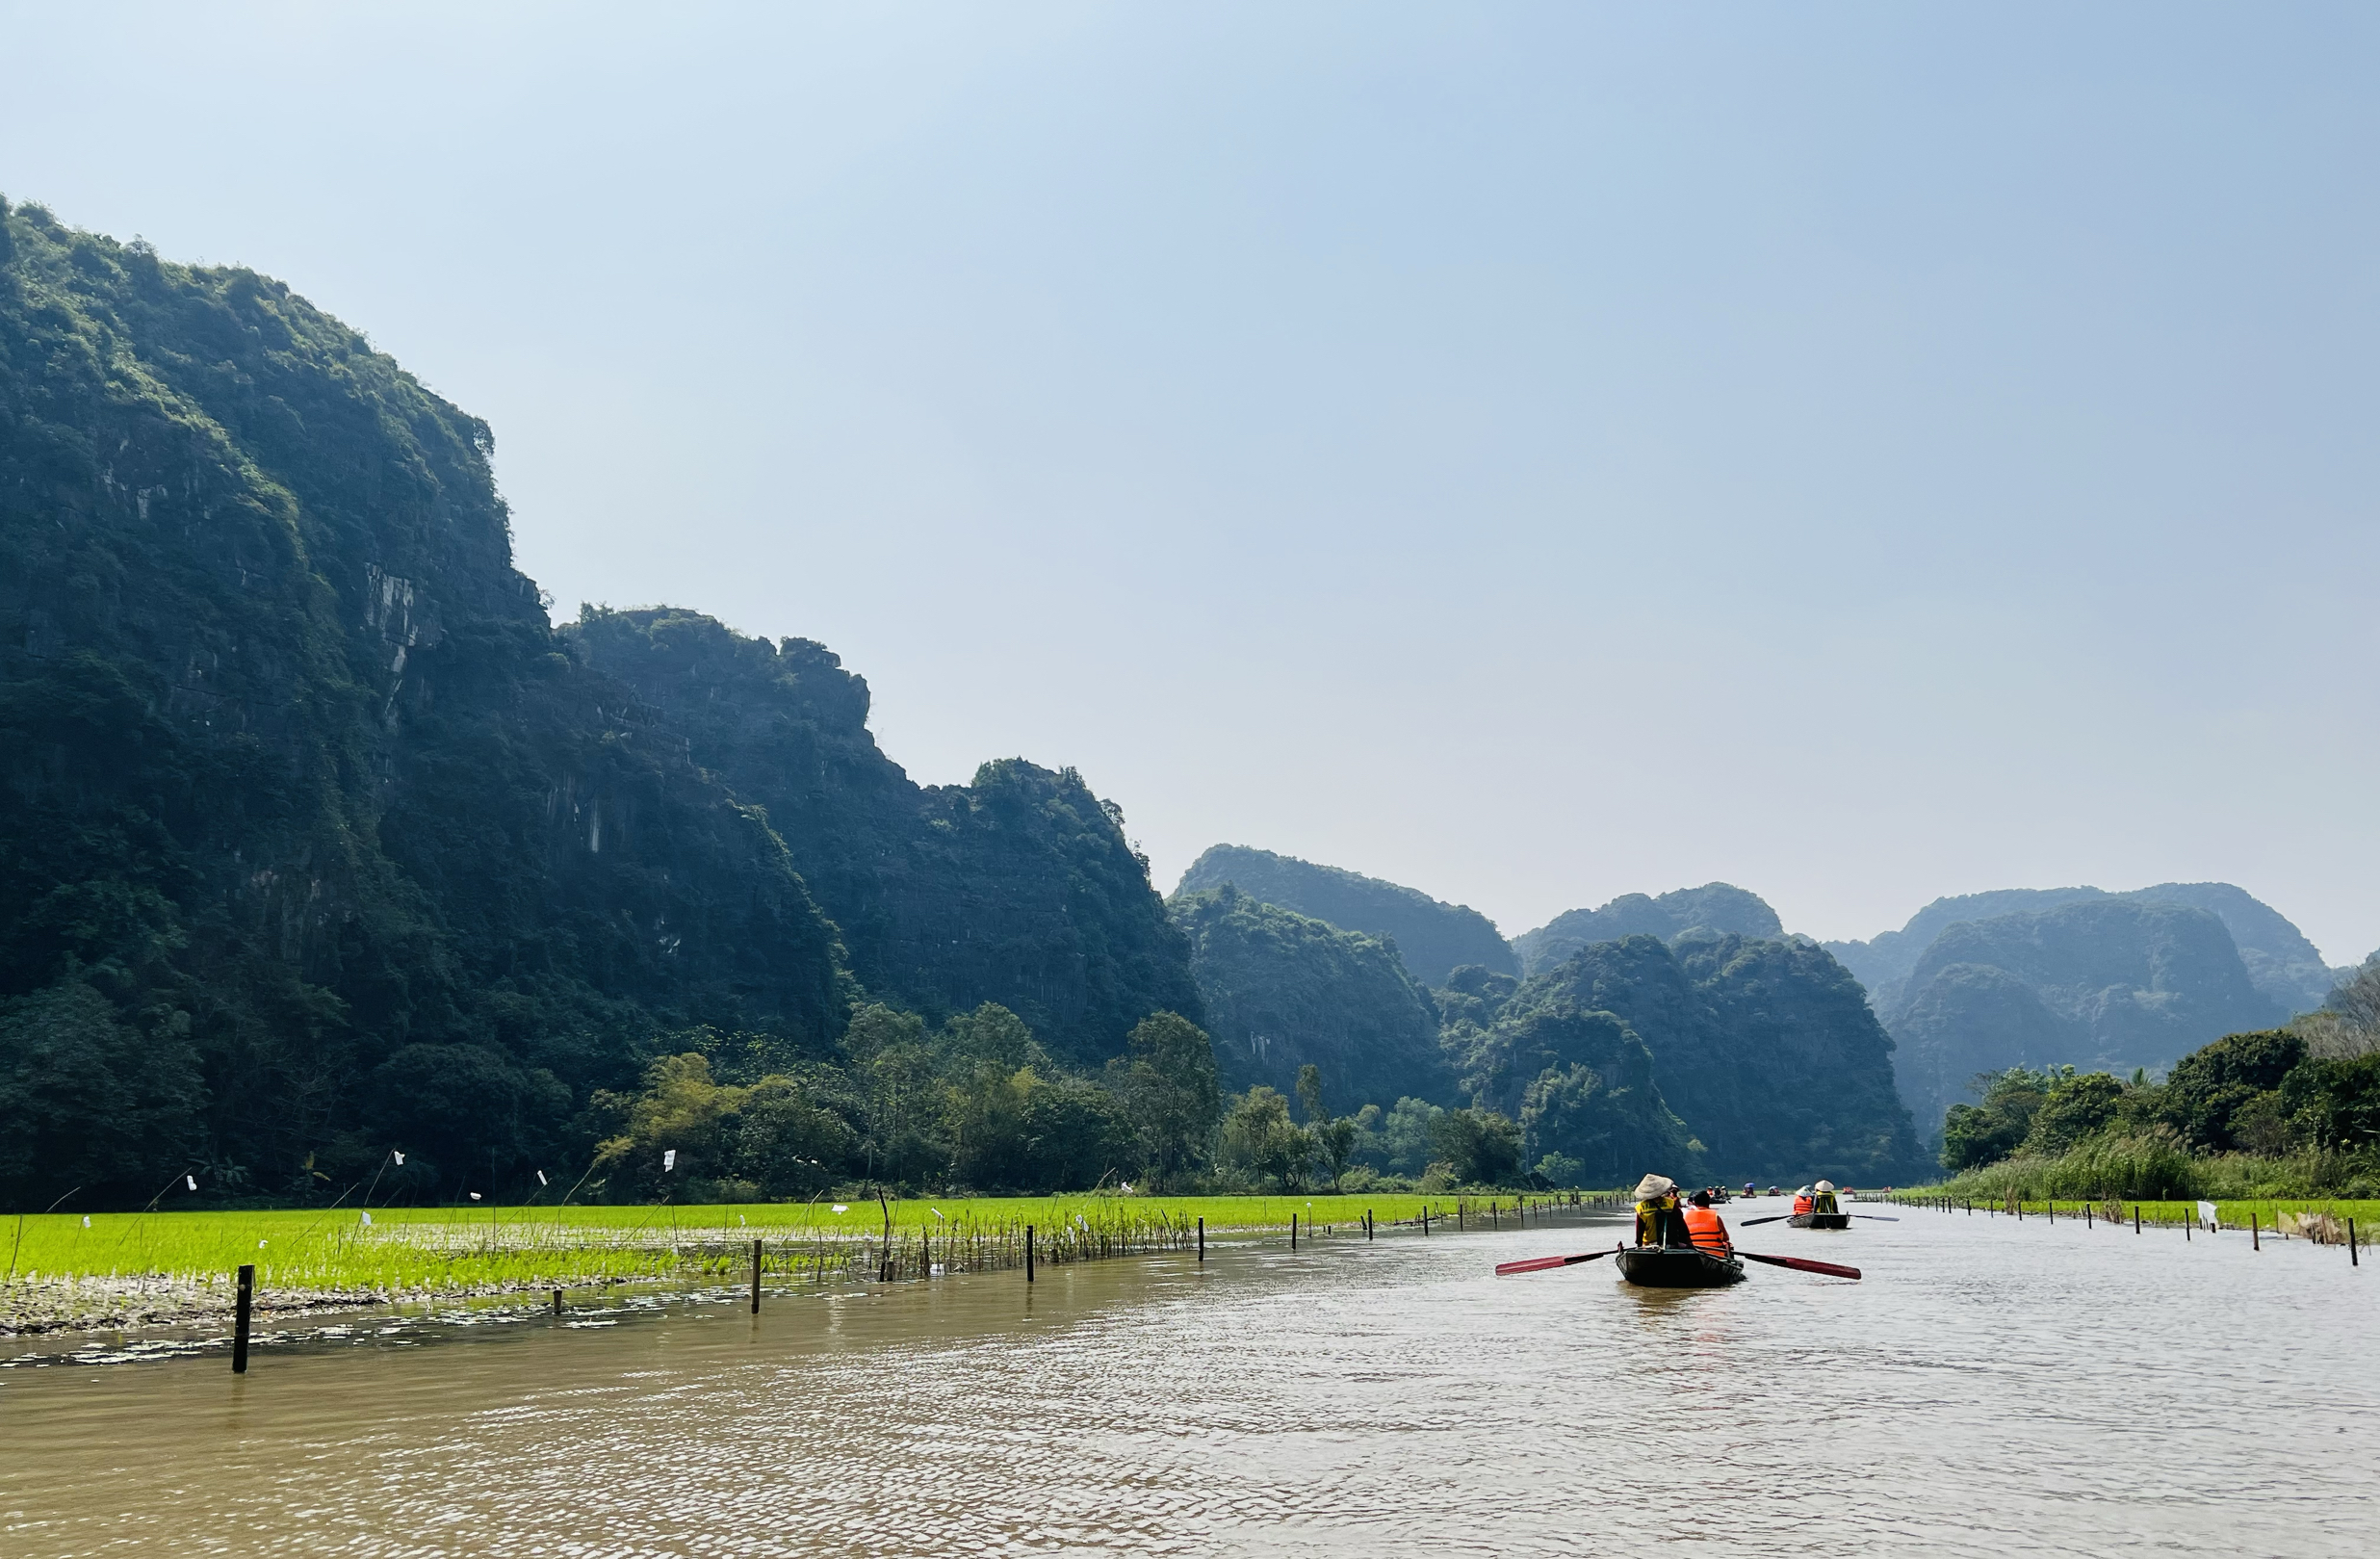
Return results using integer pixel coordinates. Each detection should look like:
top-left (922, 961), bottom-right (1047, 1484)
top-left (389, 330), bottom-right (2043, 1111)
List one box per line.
top-left (2348, 1218), bottom-right (2357, 1266)
top-left (1291, 1213), bottom-right (1299, 1251)
top-left (553, 1288), bottom-right (563, 1315)
top-left (1491, 1202), bottom-right (1499, 1231)
top-left (1365, 1209), bottom-right (1373, 1241)
top-left (1025, 1225), bottom-right (1035, 1284)
top-left (232, 1264), bottom-right (254, 1374)
top-left (2085, 1202), bottom-right (2092, 1229)
top-left (2134, 1206), bottom-right (2141, 1234)
top-left (751, 1238), bottom-right (763, 1313)
top-left (2251, 1213), bottom-right (2260, 1251)
top-left (1198, 1216), bottom-right (1205, 1263)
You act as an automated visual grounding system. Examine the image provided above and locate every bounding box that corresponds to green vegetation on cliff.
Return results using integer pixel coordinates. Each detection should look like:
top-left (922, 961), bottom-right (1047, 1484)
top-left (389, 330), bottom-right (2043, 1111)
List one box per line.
top-left (1168, 885), bottom-right (1448, 1109)
top-left (1175, 844), bottom-right (1513, 984)
top-left (568, 608), bottom-right (1201, 1067)
top-left (0, 204), bottom-right (1202, 1213)
top-left (1461, 933), bottom-right (1924, 1184)
top-left (1513, 883), bottom-right (1781, 976)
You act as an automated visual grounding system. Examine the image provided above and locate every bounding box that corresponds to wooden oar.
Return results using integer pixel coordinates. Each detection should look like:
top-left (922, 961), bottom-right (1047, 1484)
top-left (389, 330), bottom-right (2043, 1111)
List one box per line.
top-left (1740, 1250), bottom-right (1860, 1280)
top-left (1737, 1214), bottom-right (1793, 1226)
top-left (1850, 1214), bottom-right (1899, 1222)
top-left (1494, 1247), bottom-right (1619, 1277)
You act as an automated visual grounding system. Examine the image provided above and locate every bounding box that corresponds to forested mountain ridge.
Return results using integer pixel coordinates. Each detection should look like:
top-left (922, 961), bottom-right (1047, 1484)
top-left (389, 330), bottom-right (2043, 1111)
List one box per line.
top-left (0, 202), bottom-right (1195, 1210)
top-left (1513, 883), bottom-right (1782, 976)
top-left (1467, 934), bottom-right (1924, 1183)
top-left (1176, 845), bottom-right (1515, 984)
top-left (568, 608), bottom-right (1200, 1066)
top-left (1166, 884), bottom-right (1447, 1110)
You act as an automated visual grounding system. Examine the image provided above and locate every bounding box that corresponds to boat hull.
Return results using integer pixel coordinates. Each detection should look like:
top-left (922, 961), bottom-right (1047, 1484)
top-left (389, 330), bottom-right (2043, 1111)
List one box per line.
top-left (1788, 1213), bottom-right (1850, 1230)
top-left (1615, 1246), bottom-right (1746, 1288)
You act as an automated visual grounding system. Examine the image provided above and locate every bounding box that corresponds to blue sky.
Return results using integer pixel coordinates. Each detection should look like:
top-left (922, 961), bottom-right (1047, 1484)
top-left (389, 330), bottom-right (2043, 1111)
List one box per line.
top-left (6, 3), bottom-right (2375, 963)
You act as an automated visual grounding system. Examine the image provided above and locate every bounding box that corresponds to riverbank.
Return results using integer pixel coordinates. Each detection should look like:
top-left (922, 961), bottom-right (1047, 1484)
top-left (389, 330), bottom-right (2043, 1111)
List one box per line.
top-left (1881, 1190), bottom-right (2377, 1241)
top-left (1, 1191), bottom-right (1615, 1337)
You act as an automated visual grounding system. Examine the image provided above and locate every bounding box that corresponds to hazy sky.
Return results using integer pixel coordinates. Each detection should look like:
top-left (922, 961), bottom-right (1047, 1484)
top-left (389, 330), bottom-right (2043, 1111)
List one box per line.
top-left (7, 4), bottom-right (2376, 962)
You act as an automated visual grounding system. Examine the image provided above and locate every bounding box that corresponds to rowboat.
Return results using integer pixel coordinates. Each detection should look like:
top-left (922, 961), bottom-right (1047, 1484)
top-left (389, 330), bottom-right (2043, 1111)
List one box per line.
top-left (1614, 1244), bottom-right (1746, 1287)
top-left (1787, 1212), bottom-right (1850, 1230)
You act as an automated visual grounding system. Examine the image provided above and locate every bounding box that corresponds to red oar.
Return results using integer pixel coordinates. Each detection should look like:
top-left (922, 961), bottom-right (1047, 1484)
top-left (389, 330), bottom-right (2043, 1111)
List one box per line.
top-left (1740, 1250), bottom-right (1860, 1280)
top-left (1494, 1247), bottom-right (1620, 1277)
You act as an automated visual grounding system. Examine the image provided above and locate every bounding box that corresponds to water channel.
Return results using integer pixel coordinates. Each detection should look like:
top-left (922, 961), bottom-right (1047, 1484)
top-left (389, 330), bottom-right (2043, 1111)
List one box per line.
top-left (3, 1203), bottom-right (2372, 1555)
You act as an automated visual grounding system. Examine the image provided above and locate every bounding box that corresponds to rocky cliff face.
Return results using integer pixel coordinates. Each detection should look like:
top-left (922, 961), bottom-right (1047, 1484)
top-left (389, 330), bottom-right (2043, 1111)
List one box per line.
top-left (568, 608), bottom-right (1201, 1067)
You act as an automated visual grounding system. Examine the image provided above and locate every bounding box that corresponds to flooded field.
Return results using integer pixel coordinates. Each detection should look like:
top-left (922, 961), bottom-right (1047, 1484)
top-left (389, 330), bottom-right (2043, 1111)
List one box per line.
top-left (3, 1202), bottom-right (2372, 1556)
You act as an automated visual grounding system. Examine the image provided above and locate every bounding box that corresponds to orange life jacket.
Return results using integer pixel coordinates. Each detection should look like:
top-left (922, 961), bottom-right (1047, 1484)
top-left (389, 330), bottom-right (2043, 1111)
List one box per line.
top-left (1793, 1194), bottom-right (1814, 1215)
top-left (1682, 1205), bottom-right (1731, 1257)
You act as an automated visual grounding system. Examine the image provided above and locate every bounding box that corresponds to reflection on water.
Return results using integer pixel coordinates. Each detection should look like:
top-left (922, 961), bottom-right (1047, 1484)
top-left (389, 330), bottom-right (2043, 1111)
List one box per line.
top-left (4, 1208), bottom-right (2373, 1555)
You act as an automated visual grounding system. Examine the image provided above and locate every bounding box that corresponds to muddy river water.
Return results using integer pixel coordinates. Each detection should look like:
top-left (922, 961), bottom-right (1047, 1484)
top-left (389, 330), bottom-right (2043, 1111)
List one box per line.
top-left (2, 1203), bottom-right (2373, 1556)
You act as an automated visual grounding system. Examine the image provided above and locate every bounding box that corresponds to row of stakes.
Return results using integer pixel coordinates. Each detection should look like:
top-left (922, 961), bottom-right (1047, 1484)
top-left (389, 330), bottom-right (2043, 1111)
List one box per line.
top-left (1886, 1192), bottom-right (2361, 1265)
top-left (226, 1193), bottom-right (1618, 1373)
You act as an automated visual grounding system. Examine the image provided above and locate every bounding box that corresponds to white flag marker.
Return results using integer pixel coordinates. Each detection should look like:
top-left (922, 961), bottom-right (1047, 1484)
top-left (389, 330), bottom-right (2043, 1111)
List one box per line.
top-left (81, 1215), bottom-right (91, 1228)
top-left (536, 1170), bottom-right (549, 1186)
top-left (469, 1192), bottom-right (482, 1201)
top-left (185, 1175), bottom-right (196, 1190)
top-left (393, 1151), bottom-right (405, 1166)
top-left (662, 1149), bottom-right (677, 1172)
top-left (361, 1211), bottom-right (374, 1226)
top-left (832, 1204), bottom-right (848, 1214)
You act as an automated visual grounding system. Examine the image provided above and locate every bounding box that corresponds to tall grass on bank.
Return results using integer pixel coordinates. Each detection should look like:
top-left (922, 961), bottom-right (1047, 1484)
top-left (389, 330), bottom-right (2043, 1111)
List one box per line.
top-left (1923, 1135), bottom-right (2380, 1205)
top-left (1, 1191), bottom-right (1621, 1325)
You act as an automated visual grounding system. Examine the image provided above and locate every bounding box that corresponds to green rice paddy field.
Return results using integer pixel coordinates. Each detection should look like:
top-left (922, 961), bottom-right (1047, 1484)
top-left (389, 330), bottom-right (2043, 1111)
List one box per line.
top-left (1, 1192), bottom-right (1616, 1331)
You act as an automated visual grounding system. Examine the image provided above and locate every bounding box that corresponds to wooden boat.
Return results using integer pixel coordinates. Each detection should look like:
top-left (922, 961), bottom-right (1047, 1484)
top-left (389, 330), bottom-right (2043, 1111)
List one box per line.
top-left (1615, 1244), bottom-right (1746, 1287)
top-left (1788, 1212), bottom-right (1850, 1230)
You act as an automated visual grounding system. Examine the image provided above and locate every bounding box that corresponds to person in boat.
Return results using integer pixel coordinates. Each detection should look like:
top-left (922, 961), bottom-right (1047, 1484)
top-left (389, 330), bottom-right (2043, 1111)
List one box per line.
top-left (1744, 1182), bottom-right (1756, 1198)
top-left (1811, 1181), bottom-right (1842, 1216)
top-left (1681, 1190), bottom-right (1733, 1260)
top-left (1633, 1174), bottom-right (1693, 1248)
top-left (1792, 1184), bottom-right (1815, 1216)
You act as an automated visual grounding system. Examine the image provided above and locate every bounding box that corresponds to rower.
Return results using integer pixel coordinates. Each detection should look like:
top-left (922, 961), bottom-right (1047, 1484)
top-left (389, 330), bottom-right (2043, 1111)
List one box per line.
top-left (1632, 1174), bottom-right (1691, 1247)
top-left (1743, 1182), bottom-right (1755, 1198)
top-left (1792, 1184), bottom-right (1814, 1216)
top-left (1681, 1190), bottom-right (1733, 1259)
top-left (1811, 1181), bottom-right (1841, 1215)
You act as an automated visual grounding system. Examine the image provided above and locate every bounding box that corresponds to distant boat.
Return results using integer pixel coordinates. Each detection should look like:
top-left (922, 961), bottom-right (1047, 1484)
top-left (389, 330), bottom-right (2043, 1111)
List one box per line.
top-left (1615, 1245), bottom-right (1746, 1287)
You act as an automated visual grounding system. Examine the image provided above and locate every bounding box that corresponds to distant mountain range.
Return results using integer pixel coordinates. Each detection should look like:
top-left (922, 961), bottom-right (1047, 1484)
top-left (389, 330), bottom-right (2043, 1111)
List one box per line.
top-left (1824, 882), bottom-right (2342, 1016)
top-left (1828, 883), bottom-right (2359, 1142)
top-left (1183, 849), bottom-right (2364, 1157)
top-left (1179, 850), bottom-right (1925, 1180)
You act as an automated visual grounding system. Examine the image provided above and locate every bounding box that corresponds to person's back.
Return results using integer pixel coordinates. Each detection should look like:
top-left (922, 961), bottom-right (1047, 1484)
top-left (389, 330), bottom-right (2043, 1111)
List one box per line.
top-left (1633, 1173), bottom-right (1687, 1247)
top-left (1793, 1186), bottom-right (1814, 1216)
top-left (1681, 1191), bottom-right (1732, 1258)
top-left (1813, 1180), bottom-right (1840, 1215)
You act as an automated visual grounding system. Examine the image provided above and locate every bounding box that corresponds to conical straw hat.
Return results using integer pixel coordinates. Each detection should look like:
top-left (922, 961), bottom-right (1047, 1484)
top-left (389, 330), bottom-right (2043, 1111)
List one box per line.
top-left (1632, 1174), bottom-right (1676, 1202)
